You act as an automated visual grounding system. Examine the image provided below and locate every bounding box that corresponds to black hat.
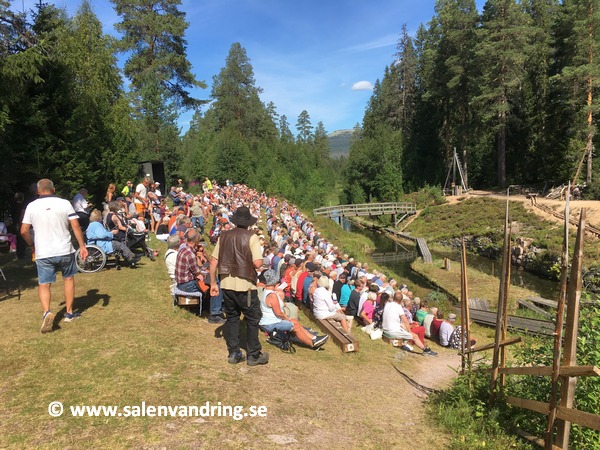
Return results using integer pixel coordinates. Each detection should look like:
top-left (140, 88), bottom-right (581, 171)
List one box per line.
top-left (230, 206), bottom-right (257, 228)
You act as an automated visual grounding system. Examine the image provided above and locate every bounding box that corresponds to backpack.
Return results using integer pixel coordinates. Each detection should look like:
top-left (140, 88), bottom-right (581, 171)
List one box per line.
top-left (266, 329), bottom-right (296, 353)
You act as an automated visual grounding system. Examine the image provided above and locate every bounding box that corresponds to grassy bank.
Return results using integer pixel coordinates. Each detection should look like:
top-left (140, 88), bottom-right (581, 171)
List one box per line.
top-left (0, 236), bottom-right (462, 449)
top-left (407, 197), bottom-right (562, 252)
top-left (411, 258), bottom-right (539, 313)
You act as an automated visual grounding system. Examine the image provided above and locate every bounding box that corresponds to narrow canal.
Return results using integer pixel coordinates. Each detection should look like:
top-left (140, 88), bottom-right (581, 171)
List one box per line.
top-left (346, 221), bottom-right (559, 301)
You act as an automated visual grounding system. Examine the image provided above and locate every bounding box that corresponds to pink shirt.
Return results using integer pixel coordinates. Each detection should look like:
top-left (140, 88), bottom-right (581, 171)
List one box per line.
top-left (361, 300), bottom-right (375, 321)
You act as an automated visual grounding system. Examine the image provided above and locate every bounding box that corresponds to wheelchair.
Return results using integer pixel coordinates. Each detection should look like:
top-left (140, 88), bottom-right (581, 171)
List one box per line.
top-left (75, 244), bottom-right (126, 273)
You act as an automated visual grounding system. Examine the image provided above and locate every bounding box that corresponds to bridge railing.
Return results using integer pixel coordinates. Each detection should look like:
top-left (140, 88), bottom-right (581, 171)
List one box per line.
top-left (313, 202), bottom-right (416, 218)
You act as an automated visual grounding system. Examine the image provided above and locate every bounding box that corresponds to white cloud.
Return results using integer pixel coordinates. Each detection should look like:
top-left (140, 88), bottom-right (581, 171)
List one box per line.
top-left (342, 34), bottom-right (397, 54)
top-left (352, 81), bottom-right (373, 91)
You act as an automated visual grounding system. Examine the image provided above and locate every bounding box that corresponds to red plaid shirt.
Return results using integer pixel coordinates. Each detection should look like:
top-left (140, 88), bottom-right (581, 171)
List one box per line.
top-left (174, 244), bottom-right (199, 284)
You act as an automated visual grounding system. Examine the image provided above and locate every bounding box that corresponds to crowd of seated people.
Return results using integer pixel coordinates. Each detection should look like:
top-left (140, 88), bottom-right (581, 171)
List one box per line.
top-left (66, 178), bottom-right (167, 266)
top-left (154, 179), bottom-right (475, 355)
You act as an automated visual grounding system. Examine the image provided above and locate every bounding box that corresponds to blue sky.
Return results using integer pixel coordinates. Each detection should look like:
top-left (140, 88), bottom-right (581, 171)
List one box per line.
top-left (11, 0), bottom-right (484, 135)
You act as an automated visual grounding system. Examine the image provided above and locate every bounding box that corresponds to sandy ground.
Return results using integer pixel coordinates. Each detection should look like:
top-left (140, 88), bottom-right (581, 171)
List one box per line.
top-left (451, 190), bottom-right (600, 229)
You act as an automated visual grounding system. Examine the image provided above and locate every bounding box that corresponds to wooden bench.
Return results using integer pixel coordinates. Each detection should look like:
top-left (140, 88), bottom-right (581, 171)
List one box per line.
top-left (297, 302), bottom-right (359, 353)
top-left (382, 336), bottom-right (403, 347)
top-left (172, 287), bottom-right (202, 315)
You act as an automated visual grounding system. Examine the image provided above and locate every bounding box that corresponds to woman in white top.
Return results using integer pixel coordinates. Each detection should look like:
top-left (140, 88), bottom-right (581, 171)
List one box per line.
top-left (312, 276), bottom-right (350, 332)
top-left (259, 270), bottom-right (328, 349)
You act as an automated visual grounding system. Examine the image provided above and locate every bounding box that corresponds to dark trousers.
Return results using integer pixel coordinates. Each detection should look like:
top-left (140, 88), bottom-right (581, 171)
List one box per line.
top-left (222, 288), bottom-right (262, 358)
top-left (77, 212), bottom-right (90, 232)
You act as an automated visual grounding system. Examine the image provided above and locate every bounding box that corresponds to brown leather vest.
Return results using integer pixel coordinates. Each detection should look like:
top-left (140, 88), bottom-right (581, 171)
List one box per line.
top-left (217, 228), bottom-right (257, 284)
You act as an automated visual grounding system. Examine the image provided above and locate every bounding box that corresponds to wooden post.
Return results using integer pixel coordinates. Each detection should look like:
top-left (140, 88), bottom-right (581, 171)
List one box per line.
top-left (460, 239), bottom-right (466, 374)
top-left (545, 185), bottom-right (571, 450)
top-left (499, 225), bottom-right (512, 391)
top-left (555, 208), bottom-right (586, 449)
top-left (444, 257), bottom-right (451, 271)
top-left (461, 238), bottom-right (472, 373)
top-left (490, 190), bottom-right (510, 401)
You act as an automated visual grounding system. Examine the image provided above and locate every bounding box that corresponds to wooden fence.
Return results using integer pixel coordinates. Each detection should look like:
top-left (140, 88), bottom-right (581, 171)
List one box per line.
top-left (459, 188), bottom-right (599, 449)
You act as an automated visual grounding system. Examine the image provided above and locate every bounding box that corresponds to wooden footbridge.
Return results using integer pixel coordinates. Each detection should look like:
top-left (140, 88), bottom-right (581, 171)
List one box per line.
top-left (313, 202), bottom-right (416, 226)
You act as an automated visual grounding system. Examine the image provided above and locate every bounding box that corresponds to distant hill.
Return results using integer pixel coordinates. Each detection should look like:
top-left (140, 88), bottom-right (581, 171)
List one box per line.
top-left (327, 129), bottom-right (355, 158)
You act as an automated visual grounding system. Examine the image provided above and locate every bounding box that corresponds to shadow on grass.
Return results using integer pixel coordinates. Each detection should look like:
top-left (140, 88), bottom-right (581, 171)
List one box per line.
top-left (0, 250), bottom-right (39, 295)
top-left (50, 289), bottom-right (111, 331)
top-left (43, 289), bottom-right (110, 332)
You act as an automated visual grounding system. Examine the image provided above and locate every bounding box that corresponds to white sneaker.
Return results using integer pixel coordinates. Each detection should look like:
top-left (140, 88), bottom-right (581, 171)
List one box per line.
top-left (41, 311), bottom-right (54, 334)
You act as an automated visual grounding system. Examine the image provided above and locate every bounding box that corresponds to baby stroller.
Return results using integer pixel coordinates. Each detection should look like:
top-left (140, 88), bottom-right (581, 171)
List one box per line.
top-left (126, 228), bottom-right (156, 261)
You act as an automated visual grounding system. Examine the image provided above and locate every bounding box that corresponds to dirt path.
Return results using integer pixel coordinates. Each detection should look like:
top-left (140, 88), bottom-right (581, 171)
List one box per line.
top-left (451, 190), bottom-right (600, 229)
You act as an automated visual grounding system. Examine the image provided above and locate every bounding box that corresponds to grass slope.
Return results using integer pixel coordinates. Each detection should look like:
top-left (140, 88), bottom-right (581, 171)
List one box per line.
top-left (0, 239), bottom-right (459, 449)
top-left (411, 258), bottom-right (538, 313)
top-left (407, 197), bottom-right (563, 251)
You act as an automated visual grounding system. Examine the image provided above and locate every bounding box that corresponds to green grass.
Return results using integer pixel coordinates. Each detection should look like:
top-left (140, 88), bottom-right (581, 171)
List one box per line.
top-left (411, 257), bottom-right (539, 313)
top-left (0, 238), bottom-right (461, 449)
top-left (428, 369), bottom-right (533, 450)
top-left (408, 197), bottom-right (563, 253)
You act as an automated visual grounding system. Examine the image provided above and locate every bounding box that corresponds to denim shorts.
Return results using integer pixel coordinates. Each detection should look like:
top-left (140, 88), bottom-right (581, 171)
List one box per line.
top-left (260, 320), bottom-right (294, 333)
top-left (36, 253), bottom-right (77, 285)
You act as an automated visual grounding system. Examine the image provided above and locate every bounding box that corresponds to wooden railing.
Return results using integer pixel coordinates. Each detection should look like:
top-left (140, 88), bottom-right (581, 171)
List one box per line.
top-left (313, 202), bottom-right (416, 218)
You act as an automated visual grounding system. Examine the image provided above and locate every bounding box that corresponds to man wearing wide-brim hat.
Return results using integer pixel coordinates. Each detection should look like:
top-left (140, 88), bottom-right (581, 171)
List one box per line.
top-left (209, 206), bottom-right (269, 366)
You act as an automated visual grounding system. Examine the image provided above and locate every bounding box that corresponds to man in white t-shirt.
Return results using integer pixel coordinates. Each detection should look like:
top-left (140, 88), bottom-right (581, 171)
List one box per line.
top-left (164, 235), bottom-right (179, 284)
top-left (134, 177), bottom-right (151, 218)
top-left (153, 181), bottom-right (162, 199)
top-left (21, 179), bottom-right (88, 334)
top-left (72, 188), bottom-right (91, 231)
top-left (382, 291), bottom-right (437, 356)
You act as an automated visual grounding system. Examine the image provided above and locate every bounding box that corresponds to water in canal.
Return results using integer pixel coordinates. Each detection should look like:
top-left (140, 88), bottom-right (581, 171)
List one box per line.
top-left (346, 221), bottom-right (559, 300)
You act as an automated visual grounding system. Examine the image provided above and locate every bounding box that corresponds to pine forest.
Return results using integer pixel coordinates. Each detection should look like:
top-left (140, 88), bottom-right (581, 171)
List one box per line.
top-left (1, 0), bottom-right (599, 210)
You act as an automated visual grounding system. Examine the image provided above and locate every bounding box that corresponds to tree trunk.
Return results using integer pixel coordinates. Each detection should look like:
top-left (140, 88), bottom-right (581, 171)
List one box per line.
top-left (498, 102), bottom-right (507, 189)
top-left (443, 115), bottom-right (451, 166)
top-left (586, 78), bottom-right (593, 185)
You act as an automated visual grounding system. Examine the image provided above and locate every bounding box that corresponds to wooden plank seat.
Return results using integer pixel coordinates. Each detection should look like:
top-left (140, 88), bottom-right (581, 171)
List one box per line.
top-left (172, 287), bottom-right (202, 315)
top-left (297, 302), bottom-right (359, 353)
top-left (382, 335), bottom-right (403, 347)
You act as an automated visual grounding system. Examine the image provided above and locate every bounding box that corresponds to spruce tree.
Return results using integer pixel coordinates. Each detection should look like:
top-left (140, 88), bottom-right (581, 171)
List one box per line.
top-left (395, 24), bottom-right (418, 137)
top-left (558, 0), bottom-right (600, 184)
top-left (521, 0), bottom-right (560, 181)
top-left (278, 114), bottom-right (294, 143)
top-left (475, 0), bottom-right (532, 188)
top-left (112, 0), bottom-right (204, 108)
top-left (112, 0), bottom-right (204, 182)
top-left (296, 110), bottom-right (313, 143)
top-left (314, 121), bottom-right (330, 162)
top-left (211, 42), bottom-right (276, 141)
top-left (433, 0), bottom-right (479, 184)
